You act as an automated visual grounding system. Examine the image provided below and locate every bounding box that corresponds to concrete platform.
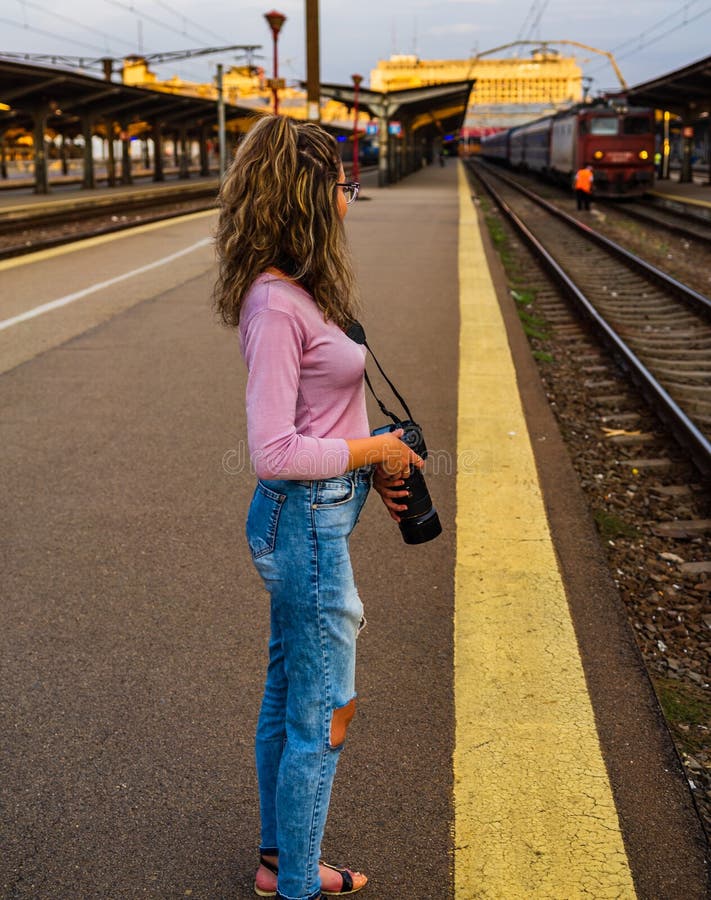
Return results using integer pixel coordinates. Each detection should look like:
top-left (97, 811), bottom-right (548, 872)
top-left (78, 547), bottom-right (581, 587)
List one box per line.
top-left (647, 173), bottom-right (711, 218)
top-left (0, 161), bottom-right (708, 898)
top-left (0, 174), bottom-right (219, 220)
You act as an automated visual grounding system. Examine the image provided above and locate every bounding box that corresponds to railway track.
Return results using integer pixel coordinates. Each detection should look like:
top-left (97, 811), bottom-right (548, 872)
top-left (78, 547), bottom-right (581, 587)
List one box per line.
top-left (473, 163), bottom-right (711, 287)
top-left (606, 196), bottom-right (711, 249)
top-left (0, 183), bottom-right (219, 261)
top-left (467, 159), bottom-right (711, 477)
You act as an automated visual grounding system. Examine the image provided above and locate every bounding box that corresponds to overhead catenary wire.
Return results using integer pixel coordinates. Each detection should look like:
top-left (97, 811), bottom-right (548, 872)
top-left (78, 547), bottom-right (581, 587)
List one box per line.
top-left (528, 0), bottom-right (550, 42)
top-left (13, 0), bottom-right (133, 50)
top-left (617, 3), bottom-right (711, 60)
top-left (516, 1), bottom-right (539, 42)
top-left (0, 14), bottom-right (109, 53)
top-left (3, 0), bottom-right (217, 73)
top-left (100, 0), bottom-right (251, 82)
top-left (586, 1), bottom-right (711, 79)
top-left (147, 0), bottom-right (228, 47)
top-left (516, 0), bottom-right (550, 43)
top-left (103, 0), bottom-right (227, 50)
top-left (607, 0), bottom-right (706, 58)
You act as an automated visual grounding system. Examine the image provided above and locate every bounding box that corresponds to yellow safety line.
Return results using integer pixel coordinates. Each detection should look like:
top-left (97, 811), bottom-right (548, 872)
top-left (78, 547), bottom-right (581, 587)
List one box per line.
top-left (646, 190), bottom-right (711, 209)
top-left (0, 180), bottom-right (218, 216)
top-left (0, 208), bottom-right (216, 273)
top-left (453, 162), bottom-right (636, 899)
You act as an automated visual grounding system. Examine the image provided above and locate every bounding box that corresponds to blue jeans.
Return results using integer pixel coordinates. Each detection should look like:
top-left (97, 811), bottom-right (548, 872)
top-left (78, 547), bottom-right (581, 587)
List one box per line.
top-left (246, 468), bottom-right (371, 900)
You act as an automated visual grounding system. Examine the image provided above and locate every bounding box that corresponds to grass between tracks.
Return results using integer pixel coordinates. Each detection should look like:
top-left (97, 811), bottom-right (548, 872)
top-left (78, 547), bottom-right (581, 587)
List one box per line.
top-left (592, 509), bottom-right (639, 540)
top-left (652, 676), bottom-right (711, 762)
top-left (482, 201), bottom-right (554, 364)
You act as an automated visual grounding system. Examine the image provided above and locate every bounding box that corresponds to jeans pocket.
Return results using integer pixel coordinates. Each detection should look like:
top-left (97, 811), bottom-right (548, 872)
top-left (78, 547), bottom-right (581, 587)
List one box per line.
top-left (246, 482), bottom-right (286, 559)
top-left (311, 476), bottom-right (355, 509)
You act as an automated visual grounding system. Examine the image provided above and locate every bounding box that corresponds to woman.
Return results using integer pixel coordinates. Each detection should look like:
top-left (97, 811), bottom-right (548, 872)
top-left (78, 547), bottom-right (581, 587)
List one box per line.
top-left (213, 116), bottom-right (422, 900)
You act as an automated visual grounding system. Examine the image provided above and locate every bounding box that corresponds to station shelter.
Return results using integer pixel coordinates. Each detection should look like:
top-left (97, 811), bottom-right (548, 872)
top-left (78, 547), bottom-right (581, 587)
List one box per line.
top-left (626, 54), bottom-right (711, 184)
top-left (0, 57), bottom-right (261, 193)
top-left (315, 81), bottom-right (474, 186)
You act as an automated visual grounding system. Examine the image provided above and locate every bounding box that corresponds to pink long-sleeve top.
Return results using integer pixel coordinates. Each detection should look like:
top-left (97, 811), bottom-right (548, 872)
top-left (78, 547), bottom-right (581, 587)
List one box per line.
top-left (239, 273), bottom-right (370, 480)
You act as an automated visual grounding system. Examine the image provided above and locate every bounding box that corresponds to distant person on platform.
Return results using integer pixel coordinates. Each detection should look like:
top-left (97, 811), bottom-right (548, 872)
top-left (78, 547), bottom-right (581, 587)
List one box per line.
top-left (573, 164), bottom-right (594, 211)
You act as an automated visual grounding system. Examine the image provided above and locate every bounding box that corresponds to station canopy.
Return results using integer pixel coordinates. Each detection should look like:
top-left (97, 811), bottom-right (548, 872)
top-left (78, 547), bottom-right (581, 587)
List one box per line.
top-left (626, 53), bottom-right (711, 117)
top-left (314, 81), bottom-right (475, 137)
top-left (0, 57), bottom-right (260, 135)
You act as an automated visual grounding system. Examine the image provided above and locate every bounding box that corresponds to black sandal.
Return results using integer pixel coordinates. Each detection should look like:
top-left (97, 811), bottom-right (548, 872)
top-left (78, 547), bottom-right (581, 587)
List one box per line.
top-left (254, 855), bottom-right (279, 897)
top-left (319, 860), bottom-right (368, 895)
top-left (254, 855), bottom-right (367, 897)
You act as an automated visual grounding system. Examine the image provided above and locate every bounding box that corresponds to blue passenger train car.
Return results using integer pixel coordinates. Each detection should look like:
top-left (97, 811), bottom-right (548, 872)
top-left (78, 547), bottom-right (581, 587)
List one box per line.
top-left (481, 101), bottom-right (655, 196)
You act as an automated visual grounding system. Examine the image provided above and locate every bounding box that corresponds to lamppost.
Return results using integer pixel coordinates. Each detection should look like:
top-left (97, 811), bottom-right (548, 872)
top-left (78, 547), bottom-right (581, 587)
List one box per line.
top-left (351, 73), bottom-right (362, 182)
top-left (217, 62), bottom-right (226, 179)
top-left (264, 10), bottom-right (286, 115)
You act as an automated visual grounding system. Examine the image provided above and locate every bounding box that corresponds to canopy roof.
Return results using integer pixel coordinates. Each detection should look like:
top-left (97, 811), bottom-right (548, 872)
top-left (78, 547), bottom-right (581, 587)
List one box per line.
top-left (0, 57), bottom-right (260, 134)
top-left (314, 80), bottom-right (475, 136)
top-left (626, 54), bottom-right (711, 117)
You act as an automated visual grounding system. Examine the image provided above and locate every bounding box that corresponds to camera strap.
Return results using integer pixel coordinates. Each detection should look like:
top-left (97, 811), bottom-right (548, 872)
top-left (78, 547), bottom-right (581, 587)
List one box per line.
top-left (346, 319), bottom-right (414, 425)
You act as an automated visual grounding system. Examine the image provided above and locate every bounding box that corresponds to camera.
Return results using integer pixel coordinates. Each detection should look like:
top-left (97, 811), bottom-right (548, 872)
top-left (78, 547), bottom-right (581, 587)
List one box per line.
top-left (372, 420), bottom-right (442, 545)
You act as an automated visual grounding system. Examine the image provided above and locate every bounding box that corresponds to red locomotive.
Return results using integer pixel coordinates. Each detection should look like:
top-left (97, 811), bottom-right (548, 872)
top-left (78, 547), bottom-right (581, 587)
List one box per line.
top-left (481, 101), bottom-right (655, 196)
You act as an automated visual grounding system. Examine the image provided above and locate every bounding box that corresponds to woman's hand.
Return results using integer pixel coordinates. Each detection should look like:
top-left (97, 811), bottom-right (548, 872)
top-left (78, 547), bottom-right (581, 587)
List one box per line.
top-left (346, 428), bottom-right (424, 478)
top-left (378, 429), bottom-right (424, 478)
top-left (373, 465), bottom-right (410, 522)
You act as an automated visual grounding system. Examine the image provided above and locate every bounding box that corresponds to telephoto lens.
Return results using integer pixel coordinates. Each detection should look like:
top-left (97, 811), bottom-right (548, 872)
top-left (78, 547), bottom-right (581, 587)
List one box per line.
top-left (373, 421), bottom-right (442, 544)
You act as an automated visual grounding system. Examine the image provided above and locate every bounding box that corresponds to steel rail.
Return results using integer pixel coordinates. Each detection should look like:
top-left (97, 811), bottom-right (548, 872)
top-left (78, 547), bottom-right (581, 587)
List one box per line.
top-left (467, 160), bottom-right (711, 478)
top-left (0, 186), bottom-right (218, 234)
top-left (0, 203), bottom-right (217, 262)
top-left (475, 160), bottom-right (711, 320)
top-left (607, 200), bottom-right (711, 250)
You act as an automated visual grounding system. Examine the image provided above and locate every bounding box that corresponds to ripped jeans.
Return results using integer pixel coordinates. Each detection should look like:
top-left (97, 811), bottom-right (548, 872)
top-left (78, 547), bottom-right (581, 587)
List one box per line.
top-left (246, 468), bottom-right (371, 900)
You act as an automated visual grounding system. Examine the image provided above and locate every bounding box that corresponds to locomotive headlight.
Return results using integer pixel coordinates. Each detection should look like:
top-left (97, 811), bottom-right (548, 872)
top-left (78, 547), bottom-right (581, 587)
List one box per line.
top-left (638, 150), bottom-right (649, 160)
top-left (593, 150), bottom-right (604, 160)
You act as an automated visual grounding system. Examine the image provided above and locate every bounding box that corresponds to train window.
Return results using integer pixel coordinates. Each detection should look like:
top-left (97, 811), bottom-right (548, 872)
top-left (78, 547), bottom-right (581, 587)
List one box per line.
top-left (589, 117), bottom-right (619, 135)
top-left (623, 116), bottom-right (652, 135)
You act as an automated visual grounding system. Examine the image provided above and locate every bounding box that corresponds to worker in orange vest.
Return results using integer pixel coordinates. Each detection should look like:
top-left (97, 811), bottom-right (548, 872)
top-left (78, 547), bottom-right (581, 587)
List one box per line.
top-left (573, 165), bottom-right (594, 211)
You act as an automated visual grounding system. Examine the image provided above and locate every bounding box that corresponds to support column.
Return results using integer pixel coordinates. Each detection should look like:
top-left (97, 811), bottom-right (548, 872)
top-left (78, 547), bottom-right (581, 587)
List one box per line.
top-left (60, 133), bottom-right (69, 176)
top-left (401, 126), bottom-right (409, 177)
top-left (81, 113), bottom-right (95, 189)
top-left (143, 137), bottom-right (150, 170)
top-left (661, 110), bottom-right (671, 180)
top-left (199, 124), bottom-right (209, 176)
top-left (178, 126), bottom-right (190, 179)
top-left (33, 105), bottom-right (49, 194)
top-left (377, 112), bottom-right (390, 187)
top-left (120, 122), bottom-right (133, 185)
top-left (389, 131), bottom-right (397, 184)
top-left (226, 128), bottom-right (238, 166)
top-left (105, 119), bottom-right (116, 187)
top-left (0, 130), bottom-right (8, 179)
top-left (305, 0), bottom-right (320, 122)
top-left (152, 122), bottom-right (164, 182)
top-left (680, 122), bottom-right (693, 183)
top-left (406, 126), bottom-right (416, 175)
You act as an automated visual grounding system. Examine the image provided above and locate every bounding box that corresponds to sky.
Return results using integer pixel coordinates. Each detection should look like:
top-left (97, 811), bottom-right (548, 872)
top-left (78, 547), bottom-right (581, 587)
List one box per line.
top-left (1, 0), bottom-right (710, 96)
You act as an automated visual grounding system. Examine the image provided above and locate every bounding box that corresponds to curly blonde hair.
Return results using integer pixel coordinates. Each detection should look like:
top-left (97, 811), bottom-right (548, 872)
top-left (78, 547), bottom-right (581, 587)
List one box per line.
top-left (213, 116), bottom-right (359, 329)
